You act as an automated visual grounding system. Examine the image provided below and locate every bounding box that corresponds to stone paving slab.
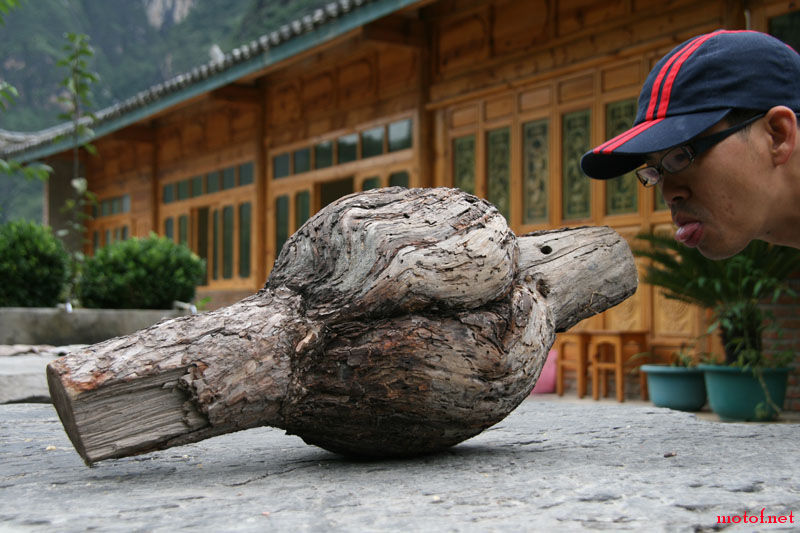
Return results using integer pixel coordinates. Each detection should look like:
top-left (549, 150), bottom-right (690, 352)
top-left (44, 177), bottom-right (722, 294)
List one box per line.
top-left (1, 398), bottom-right (798, 532)
top-left (0, 346), bottom-right (85, 404)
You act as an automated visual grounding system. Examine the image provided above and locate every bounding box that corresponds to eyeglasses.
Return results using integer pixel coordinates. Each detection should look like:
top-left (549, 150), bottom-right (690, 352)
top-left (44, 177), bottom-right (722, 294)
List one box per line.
top-left (635, 112), bottom-right (765, 187)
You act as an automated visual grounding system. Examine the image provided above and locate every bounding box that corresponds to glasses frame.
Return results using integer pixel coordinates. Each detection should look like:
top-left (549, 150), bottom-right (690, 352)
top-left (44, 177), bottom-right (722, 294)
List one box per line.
top-left (635, 112), bottom-right (766, 188)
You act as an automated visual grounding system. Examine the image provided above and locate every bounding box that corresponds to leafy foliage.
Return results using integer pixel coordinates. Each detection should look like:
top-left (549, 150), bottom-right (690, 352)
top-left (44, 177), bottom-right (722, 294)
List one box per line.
top-left (0, 220), bottom-right (70, 307)
top-left (634, 233), bottom-right (800, 367)
top-left (0, 1), bottom-right (53, 188)
top-left (77, 234), bottom-right (205, 309)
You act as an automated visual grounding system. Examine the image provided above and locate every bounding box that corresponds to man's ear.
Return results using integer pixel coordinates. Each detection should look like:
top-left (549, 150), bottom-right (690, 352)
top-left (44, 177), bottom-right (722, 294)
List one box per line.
top-left (764, 105), bottom-right (797, 166)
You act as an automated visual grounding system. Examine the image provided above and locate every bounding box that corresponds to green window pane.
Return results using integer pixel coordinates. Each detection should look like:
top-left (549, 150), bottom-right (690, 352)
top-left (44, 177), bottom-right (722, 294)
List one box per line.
top-left (361, 126), bottom-right (384, 158)
top-left (113, 228), bottom-right (120, 243)
top-left (239, 162), bottom-right (254, 186)
top-left (222, 167), bottom-right (236, 190)
top-left (191, 175), bottom-right (203, 197)
top-left (605, 100), bottom-right (639, 215)
top-left (337, 134), bottom-right (358, 163)
top-left (222, 206), bottom-right (233, 279)
top-left (104, 229), bottom-right (110, 246)
top-left (177, 180), bottom-right (190, 200)
top-left (239, 202), bottom-right (251, 278)
top-left (273, 153), bottom-right (290, 179)
top-left (197, 207), bottom-right (209, 285)
top-left (112, 197), bottom-right (122, 214)
top-left (314, 141), bottom-right (333, 169)
top-left (92, 204), bottom-right (98, 218)
top-left (275, 195), bottom-right (289, 258)
top-left (770, 11), bottom-right (800, 52)
top-left (362, 176), bottom-right (381, 190)
top-left (293, 148), bottom-right (311, 174)
top-left (207, 172), bottom-right (220, 193)
top-left (319, 177), bottom-right (354, 209)
top-left (163, 184), bottom-right (174, 204)
top-left (453, 135), bottom-right (475, 194)
top-left (122, 194), bottom-right (131, 213)
top-left (389, 171), bottom-right (409, 188)
top-left (101, 200), bottom-right (111, 216)
top-left (295, 191), bottom-right (310, 229)
top-left (164, 217), bottom-right (174, 240)
top-left (121, 226), bottom-right (129, 240)
top-left (388, 119), bottom-right (412, 152)
top-left (178, 214), bottom-right (189, 245)
top-left (562, 109), bottom-right (592, 220)
top-left (92, 231), bottom-right (99, 254)
top-left (523, 119), bottom-right (549, 224)
top-left (487, 127), bottom-right (511, 221)
top-left (212, 210), bottom-right (219, 280)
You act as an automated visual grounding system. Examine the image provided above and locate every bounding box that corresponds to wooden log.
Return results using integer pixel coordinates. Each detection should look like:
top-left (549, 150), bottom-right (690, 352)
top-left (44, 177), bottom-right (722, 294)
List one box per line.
top-left (47, 187), bottom-right (637, 465)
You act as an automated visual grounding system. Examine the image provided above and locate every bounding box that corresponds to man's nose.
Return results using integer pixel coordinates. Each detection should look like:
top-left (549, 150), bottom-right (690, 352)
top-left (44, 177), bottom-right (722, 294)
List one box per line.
top-left (659, 174), bottom-right (689, 207)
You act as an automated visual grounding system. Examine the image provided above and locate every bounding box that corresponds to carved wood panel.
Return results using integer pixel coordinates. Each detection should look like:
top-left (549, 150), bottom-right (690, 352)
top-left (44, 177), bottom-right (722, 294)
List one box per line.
top-left (604, 228), bottom-right (644, 331)
top-left (302, 72), bottom-right (336, 113)
top-left (492, 0), bottom-right (549, 54)
top-left (557, 0), bottom-right (628, 37)
top-left (437, 12), bottom-right (490, 73)
top-left (338, 58), bottom-right (375, 108)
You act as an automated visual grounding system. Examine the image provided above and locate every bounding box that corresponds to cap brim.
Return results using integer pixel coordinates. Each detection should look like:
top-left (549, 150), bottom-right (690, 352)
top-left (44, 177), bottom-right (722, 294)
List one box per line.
top-left (581, 109), bottom-right (730, 179)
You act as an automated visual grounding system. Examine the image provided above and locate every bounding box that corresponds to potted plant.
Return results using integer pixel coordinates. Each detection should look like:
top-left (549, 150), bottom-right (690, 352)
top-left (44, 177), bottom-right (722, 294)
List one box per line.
top-left (640, 345), bottom-right (707, 412)
top-left (635, 234), bottom-right (800, 421)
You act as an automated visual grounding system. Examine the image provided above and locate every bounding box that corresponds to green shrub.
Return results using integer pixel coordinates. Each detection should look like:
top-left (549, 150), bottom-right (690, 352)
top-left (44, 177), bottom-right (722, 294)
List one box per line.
top-left (0, 220), bottom-right (70, 307)
top-left (78, 234), bottom-right (205, 309)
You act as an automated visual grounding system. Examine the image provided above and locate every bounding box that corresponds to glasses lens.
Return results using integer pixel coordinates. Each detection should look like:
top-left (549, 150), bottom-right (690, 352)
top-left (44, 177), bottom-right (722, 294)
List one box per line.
top-left (660, 147), bottom-right (693, 173)
top-left (635, 167), bottom-right (660, 187)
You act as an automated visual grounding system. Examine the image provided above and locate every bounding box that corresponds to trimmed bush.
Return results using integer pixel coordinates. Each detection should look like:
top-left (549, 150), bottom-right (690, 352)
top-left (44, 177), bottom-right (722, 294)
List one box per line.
top-left (78, 234), bottom-right (205, 309)
top-left (0, 220), bottom-right (70, 307)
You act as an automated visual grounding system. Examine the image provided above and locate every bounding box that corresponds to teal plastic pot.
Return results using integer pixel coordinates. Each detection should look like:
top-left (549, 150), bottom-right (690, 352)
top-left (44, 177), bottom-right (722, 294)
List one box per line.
top-left (698, 364), bottom-right (789, 421)
top-left (641, 365), bottom-right (707, 411)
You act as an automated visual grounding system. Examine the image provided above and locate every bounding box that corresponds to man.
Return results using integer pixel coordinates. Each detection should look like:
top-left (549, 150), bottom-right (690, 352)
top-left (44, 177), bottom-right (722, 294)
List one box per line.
top-left (581, 30), bottom-right (800, 259)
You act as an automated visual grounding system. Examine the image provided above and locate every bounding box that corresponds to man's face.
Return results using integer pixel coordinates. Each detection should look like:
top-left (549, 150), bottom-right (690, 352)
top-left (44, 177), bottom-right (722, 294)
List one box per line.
top-left (651, 120), bottom-right (769, 259)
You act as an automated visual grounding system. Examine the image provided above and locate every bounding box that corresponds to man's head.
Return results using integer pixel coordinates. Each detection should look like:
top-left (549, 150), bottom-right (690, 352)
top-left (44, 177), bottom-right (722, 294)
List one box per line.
top-left (581, 30), bottom-right (800, 258)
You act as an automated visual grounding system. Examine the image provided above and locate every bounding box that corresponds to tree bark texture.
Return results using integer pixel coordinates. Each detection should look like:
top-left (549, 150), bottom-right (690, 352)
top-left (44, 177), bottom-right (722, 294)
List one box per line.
top-left (47, 187), bottom-right (638, 465)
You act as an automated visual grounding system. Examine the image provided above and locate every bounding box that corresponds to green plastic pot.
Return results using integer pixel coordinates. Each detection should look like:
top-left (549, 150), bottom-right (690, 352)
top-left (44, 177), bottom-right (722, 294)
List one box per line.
top-left (641, 364), bottom-right (707, 411)
top-left (698, 364), bottom-right (789, 421)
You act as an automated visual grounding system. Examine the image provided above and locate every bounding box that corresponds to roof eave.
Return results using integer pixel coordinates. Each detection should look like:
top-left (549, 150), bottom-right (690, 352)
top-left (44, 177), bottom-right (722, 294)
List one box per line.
top-left (8, 0), bottom-right (423, 164)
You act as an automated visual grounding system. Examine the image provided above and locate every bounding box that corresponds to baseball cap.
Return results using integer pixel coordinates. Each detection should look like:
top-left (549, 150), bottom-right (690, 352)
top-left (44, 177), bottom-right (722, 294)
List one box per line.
top-left (581, 30), bottom-right (800, 180)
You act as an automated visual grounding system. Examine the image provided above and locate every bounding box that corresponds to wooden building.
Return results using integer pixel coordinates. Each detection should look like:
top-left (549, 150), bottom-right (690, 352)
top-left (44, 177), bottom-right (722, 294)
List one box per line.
top-left (4, 0), bottom-right (800, 375)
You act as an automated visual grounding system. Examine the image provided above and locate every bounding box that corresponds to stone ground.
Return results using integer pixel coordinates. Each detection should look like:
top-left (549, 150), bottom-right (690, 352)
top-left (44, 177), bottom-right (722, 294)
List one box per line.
top-left (2, 394), bottom-right (799, 533)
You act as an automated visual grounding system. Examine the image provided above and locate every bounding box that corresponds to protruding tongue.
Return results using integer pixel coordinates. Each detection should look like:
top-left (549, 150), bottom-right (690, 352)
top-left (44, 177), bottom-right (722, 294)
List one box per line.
top-left (674, 222), bottom-right (703, 247)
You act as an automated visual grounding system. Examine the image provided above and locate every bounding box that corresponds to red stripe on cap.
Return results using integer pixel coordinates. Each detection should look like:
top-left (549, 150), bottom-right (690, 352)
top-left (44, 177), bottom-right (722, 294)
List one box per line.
top-left (644, 37), bottom-right (700, 120)
top-left (595, 118), bottom-right (663, 154)
top-left (597, 30), bottom-right (758, 156)
top-left (655, 30), bottom-right (755, 119)
top-left (655, 32), bottom-right (720, 118)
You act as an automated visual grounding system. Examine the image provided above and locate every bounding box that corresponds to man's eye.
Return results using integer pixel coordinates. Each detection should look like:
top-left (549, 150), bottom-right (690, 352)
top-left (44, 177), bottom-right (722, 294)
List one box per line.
top-left (663, 150), bottom-right (690, 169)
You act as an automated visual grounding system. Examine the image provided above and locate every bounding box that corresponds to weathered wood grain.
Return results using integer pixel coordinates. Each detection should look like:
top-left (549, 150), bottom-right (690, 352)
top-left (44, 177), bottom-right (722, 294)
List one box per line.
top-left (47, 187), bottom-right (637, 465)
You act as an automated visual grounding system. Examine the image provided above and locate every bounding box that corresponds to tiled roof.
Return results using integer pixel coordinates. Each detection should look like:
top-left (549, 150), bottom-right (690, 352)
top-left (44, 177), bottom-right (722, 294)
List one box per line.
top-left (1, 0), bottom-right (408, 161)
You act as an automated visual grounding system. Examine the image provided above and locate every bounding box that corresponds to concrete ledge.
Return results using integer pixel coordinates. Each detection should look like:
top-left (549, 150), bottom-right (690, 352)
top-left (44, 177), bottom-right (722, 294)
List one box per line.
top-left (2, 398), bottom-right (798, 531)
top-left (0, 307), bottom-right (189, 345)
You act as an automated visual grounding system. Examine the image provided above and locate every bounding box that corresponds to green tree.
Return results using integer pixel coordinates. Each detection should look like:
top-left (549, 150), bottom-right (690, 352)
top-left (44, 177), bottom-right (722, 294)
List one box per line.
top-left (0, 0), bottom-right (51, 183)
top-left (635, 233), bottom-right (800, 368)
top-left (54, 31), bottom-right (99, 304)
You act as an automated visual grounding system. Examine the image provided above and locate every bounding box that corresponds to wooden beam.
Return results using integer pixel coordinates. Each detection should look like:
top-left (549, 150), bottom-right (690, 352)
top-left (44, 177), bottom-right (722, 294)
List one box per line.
top-left (110, 125), bottom-right (155, 144)
top-left (362, 15), bottom-right (424, 48)
top-left (210, 84), bottom-right (261, 105)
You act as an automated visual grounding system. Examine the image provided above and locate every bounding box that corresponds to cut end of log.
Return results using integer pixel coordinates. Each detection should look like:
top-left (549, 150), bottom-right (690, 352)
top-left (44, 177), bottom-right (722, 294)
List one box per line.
top-left (47, 360), bottom-right (211, 465)
top-left (47, 364), bottom-right (90, 465)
